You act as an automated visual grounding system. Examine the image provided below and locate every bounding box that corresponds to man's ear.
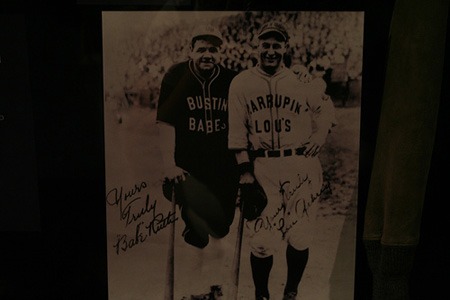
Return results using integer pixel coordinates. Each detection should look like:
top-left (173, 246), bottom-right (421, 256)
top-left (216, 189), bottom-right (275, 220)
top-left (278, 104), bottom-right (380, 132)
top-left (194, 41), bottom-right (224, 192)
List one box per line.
top-left (188, 44), bottom-right (193, 59)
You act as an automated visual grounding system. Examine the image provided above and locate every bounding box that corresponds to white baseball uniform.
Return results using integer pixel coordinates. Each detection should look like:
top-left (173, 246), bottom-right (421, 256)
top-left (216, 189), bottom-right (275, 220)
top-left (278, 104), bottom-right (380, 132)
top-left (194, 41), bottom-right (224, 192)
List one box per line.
top-left (228, 65), bottom-right (336, 257)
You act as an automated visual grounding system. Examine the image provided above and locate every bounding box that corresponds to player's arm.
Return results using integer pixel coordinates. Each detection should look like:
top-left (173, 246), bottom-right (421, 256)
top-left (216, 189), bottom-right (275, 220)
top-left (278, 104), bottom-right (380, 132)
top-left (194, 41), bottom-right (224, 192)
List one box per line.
top-left (304, 87), bottom-right (337, 157)
top-left (157, 122), bottom-right (186, 183)
top-left (235, 150), bottom-right (255, 184)
top-left (228, 77), bottom-right (255, 184)
top-left (156, 67), bottom-right (187, 183)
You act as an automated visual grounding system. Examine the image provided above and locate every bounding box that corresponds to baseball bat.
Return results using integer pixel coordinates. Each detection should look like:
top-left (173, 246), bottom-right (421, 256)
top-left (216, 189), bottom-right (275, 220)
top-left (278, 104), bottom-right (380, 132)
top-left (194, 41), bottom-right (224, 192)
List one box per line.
top-left (164, 187), bottom-right (176, 300)
top-left (229, 201), bottom-right (245, 300)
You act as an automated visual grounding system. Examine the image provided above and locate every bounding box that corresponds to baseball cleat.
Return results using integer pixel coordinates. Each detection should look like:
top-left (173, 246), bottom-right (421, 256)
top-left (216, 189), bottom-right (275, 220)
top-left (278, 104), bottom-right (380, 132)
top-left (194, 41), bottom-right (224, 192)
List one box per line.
top-left (282, 292), bottom-right (297, 300)
top-left (182, 226), bottom-right (208, 248)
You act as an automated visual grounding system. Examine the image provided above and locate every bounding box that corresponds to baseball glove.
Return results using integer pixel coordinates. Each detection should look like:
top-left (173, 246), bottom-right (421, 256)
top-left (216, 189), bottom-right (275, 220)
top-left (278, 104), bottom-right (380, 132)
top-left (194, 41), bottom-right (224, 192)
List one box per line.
top-left (239, 181), bottom-right (268, 221)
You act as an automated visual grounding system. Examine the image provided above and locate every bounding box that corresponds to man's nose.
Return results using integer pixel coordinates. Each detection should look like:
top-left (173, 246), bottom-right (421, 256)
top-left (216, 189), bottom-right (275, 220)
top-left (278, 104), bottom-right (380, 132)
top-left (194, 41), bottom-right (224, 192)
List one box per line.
top-left (204, 50), bottom-right (214, 57)
top-left (267, 48), bottom-right (275, 55)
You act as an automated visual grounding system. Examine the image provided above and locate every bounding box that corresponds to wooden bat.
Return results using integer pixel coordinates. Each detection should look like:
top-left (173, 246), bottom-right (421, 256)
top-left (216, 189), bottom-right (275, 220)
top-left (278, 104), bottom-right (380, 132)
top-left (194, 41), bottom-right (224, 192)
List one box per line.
top-left (229, 201), bottom-right (245, 300)
top-left (164, 187), bottom-right (176, 300)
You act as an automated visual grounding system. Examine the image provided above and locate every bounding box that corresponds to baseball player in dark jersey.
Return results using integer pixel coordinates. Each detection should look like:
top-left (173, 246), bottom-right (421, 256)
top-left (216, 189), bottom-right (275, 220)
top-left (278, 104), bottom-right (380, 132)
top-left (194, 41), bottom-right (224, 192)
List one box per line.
top-left (228, 22), bottom-right (336, 300)
top-left (157, 25), bottom-right (239, 249)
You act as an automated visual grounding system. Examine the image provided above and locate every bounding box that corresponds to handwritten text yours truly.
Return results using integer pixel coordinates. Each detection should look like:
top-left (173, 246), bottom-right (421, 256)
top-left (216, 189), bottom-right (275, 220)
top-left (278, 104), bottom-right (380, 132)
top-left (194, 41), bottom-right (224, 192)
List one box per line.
top-left (106, 181), bottom-right (178, 255)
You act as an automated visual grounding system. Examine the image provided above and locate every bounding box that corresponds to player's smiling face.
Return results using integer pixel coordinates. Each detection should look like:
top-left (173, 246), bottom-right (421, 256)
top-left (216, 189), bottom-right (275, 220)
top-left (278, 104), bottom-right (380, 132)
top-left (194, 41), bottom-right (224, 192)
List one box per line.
top-left (258, 36), bottom-right (287, 73)
top-left (190, 39), bottom-right (220, 73)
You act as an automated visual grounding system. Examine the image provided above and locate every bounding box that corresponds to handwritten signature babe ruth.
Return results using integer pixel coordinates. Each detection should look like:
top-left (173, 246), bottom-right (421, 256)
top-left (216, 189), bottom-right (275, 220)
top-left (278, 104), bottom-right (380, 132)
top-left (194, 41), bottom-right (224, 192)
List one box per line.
top-left (106, 181), bottom-right (178, 255)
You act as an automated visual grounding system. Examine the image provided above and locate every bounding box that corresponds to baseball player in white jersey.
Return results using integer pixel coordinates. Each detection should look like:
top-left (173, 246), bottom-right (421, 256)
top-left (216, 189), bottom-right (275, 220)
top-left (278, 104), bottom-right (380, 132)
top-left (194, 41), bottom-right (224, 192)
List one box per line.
top-left (228, 22), bottom-right (336, 300)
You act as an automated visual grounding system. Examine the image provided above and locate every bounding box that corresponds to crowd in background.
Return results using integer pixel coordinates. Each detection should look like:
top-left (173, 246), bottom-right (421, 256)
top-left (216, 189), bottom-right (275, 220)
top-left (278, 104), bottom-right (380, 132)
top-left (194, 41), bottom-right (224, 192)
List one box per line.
top-left (110, 11), bottom-right (363, 109)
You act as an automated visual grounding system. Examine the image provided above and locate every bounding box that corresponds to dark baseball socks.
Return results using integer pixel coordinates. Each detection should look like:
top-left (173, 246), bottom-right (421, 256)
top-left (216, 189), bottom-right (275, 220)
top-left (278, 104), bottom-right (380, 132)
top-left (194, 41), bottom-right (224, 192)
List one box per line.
top-left (251, 253), bottom-right (273, 299)
top-left (364, 240), bottom-right (416, 300)
top-left (250, 246), bottom-right (309, 299)
top-left (284, 245), bottom-right (309, 296)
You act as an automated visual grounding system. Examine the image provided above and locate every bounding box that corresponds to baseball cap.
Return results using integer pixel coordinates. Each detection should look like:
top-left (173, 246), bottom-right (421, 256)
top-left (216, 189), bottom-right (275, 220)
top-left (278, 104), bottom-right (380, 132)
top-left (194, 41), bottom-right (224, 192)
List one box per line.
top-left (258, 21), bottom-right (289, 42)
top-left (191, 25), bottom-right (223, 46)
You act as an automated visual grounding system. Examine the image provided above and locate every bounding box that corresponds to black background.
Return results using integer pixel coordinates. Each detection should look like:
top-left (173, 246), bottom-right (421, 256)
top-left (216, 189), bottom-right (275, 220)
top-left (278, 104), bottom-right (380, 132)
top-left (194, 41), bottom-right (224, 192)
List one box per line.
top-left (0, 1), bottom-right (449, 299)
top-left (0, 15), bottom-right (40, 232)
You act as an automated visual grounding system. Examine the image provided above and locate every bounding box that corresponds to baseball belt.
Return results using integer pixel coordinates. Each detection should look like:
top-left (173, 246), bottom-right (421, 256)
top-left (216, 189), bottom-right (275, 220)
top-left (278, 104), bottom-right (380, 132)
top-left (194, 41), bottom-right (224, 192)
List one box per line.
top-left (250, 146), bottom-right (307, 158)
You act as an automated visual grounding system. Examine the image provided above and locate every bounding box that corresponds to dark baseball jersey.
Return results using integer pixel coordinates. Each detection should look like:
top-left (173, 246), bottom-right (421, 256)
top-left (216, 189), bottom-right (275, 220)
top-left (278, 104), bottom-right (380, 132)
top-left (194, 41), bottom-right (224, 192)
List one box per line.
top-left (157, 60), bottom-right (238, 175)
top-left (157, 60), bottom-right (239, 246)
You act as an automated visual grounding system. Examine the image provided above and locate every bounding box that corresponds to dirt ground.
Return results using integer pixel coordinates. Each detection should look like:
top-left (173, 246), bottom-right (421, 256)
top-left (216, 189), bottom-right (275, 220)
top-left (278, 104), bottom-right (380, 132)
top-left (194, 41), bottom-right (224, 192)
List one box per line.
top-left (103, 101), bottom-right (360, 300)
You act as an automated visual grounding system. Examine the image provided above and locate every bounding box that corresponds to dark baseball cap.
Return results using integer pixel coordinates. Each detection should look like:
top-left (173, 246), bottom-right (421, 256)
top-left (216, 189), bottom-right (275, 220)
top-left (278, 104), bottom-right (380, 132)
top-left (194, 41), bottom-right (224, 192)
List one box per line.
top-left (191, 25), bottom-right (223, 46)
top-left (258, 21), bottom-right (289, 42)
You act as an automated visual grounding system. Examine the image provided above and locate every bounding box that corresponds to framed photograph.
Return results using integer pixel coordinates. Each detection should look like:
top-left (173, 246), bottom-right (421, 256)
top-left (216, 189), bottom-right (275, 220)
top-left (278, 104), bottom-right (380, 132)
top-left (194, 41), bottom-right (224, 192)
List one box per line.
top-left (103, 10), bottom-right (363, 300)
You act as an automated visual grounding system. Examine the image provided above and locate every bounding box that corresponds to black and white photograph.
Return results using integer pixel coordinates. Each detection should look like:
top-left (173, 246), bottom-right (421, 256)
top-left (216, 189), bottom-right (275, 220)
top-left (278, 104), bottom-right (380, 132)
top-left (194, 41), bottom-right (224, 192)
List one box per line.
top-left (103, 11), bottom-right (364, 300)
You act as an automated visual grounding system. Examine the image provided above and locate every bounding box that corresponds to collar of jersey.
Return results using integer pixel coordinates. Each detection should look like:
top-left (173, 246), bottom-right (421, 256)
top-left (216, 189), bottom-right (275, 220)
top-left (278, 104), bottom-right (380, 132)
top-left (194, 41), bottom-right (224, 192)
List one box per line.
top-left (188, 59), bottom-right (220, 83)
top-left (253, 64), bottom-right (288, 79)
